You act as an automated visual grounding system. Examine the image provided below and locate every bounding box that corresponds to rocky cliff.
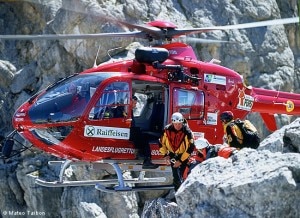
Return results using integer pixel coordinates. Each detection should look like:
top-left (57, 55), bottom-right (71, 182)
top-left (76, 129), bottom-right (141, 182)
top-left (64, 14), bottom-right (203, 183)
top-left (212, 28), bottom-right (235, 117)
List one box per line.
top-left (0, 0), bottom-right (299, 137)
top-left (0, 0), bottom-right (299, 217)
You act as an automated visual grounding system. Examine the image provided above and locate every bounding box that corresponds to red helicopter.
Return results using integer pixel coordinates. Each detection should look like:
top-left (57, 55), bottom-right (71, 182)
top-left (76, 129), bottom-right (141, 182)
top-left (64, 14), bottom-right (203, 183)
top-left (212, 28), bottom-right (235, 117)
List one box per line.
top-left (1, 17), bottom-right (299, 192)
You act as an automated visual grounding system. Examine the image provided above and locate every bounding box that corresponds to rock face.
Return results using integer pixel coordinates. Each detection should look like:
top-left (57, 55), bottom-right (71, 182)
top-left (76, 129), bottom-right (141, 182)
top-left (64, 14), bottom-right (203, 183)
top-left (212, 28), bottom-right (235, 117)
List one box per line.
top-left (0, 0), bottom-right (298, 137)
top-left (0, 0), bottom-right (299, 217)
top-left (259, 117), bottom-right (300, 153)
top-left (176, 150), bottom-right (300, 218)
top-left (142, 118), bottom-right (300, 218)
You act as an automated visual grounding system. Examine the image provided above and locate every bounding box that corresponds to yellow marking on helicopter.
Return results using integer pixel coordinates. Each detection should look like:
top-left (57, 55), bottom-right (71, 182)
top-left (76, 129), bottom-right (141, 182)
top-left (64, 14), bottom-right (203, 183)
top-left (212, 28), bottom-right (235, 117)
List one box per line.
top-left (286, 100), bottom-right (294, 112)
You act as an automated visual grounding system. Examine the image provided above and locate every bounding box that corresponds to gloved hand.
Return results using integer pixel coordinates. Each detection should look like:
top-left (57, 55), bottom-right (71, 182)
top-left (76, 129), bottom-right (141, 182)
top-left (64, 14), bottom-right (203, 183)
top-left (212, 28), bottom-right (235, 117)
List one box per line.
top-left (172, 160), bottom-right (182, 168)
top-left (164, 155), bottom-right (171, 165)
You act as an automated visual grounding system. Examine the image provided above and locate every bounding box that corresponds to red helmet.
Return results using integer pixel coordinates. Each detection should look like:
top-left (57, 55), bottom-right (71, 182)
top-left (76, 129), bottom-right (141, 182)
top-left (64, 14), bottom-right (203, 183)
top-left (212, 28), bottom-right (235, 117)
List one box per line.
top-left (220, 111), bottom-right (234, 122)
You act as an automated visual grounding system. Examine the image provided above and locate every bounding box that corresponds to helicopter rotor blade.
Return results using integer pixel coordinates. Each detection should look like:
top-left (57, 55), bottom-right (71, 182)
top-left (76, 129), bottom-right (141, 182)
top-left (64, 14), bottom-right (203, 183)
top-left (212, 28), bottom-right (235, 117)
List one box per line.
top-left (168, 17), bottom-right (299, 38)
top-left (0, 31), bottom-right (146, 41)
top-left (0, 17), bottom-right (298, 42)
top-left (97, 16), bottom-right (163, 38)
top-left (182, 36), bottom-right (232, 44)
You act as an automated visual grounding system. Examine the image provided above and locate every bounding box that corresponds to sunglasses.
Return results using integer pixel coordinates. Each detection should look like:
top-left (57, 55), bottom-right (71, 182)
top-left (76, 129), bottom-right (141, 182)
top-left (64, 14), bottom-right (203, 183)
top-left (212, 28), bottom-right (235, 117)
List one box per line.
top-left (172, 119), bottom-right (184, 123)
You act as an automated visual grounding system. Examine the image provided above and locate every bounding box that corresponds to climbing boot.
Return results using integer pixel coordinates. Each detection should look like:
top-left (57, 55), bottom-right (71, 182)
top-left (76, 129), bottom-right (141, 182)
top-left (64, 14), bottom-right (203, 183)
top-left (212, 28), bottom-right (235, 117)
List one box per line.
top-left (142, 157), bottom-right (159, 169)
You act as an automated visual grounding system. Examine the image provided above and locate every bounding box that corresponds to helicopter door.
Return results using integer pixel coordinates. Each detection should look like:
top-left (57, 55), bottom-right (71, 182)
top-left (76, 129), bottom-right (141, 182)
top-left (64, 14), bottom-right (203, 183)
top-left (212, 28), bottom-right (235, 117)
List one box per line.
top-left (88, 81), bottom-right (130, 120)
top-left (86, 81), bottom-right (131, 139)
top-left (131, 81), bottom-right (167, 136)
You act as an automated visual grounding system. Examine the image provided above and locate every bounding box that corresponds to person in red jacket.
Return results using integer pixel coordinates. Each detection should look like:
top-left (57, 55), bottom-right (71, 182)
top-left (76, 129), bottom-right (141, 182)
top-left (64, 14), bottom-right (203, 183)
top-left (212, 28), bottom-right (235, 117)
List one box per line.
top-left (62, 83), bottom-right (88, 117)
top-left (183, 138), bottom-right (238, 180)
top-left (159, 112), bottom-right (195, 191)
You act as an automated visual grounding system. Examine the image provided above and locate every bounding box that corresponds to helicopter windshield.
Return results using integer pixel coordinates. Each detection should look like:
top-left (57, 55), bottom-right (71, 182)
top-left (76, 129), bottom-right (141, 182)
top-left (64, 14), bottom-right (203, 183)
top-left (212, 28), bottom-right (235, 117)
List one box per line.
top-left (28, 73), bottom-right (110, 123)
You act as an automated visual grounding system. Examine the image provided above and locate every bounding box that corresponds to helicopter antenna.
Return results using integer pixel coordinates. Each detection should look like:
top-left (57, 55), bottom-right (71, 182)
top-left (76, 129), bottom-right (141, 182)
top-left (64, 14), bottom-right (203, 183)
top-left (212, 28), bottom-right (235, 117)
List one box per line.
top-left (107, 47), bottom-right (123, 59)
top-left (210, 59), bottom-right (221, 64)
top-left (273, 84), bottom-right (282, 105)
top-left (93, 45), bottom-right (101, 68)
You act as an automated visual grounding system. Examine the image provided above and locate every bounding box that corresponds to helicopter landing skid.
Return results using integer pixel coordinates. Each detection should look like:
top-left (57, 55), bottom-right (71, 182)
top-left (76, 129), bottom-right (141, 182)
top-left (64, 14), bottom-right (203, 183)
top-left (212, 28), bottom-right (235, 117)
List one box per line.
top-left (32, 159), bottom-right (174, 192)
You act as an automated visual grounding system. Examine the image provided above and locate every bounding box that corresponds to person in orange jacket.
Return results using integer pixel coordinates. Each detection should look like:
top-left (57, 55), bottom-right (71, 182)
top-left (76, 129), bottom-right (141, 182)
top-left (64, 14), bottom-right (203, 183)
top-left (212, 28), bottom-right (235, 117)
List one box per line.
top-left (183, 138), bottom-right (237, 180)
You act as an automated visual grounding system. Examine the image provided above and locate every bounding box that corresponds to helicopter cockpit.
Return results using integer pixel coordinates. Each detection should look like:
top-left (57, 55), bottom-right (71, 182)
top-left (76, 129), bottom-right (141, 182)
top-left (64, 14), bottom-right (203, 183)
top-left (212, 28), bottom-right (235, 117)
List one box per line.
top-left (89, 82), bottom-right (130, 120)
top-left (27, 73), bottom-right (107, 123)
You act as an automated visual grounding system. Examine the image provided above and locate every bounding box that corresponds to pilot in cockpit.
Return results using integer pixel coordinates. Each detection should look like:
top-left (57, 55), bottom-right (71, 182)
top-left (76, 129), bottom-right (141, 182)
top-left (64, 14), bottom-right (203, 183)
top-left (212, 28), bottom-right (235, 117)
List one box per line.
top-left (61, 83), bottom-right (87, 117)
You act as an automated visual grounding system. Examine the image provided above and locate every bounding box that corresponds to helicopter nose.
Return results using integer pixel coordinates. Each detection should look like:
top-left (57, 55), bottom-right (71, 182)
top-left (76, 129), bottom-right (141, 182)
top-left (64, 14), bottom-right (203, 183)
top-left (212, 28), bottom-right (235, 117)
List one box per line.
top-left (12, 109), bottom-right (28, 131)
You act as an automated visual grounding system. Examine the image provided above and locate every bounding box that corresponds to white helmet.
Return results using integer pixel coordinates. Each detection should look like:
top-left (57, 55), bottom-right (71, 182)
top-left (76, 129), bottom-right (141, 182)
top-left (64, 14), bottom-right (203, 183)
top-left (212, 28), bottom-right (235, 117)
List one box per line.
top-left (194, 138), bottom-right (210, 149)
top-left (171, 112), bottom-right (184, 123)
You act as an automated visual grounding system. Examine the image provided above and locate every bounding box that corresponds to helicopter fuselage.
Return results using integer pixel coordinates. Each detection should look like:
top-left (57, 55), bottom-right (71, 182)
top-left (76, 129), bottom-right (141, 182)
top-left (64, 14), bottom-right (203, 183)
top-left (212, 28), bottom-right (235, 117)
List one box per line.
top-left (11, 42), bottom-right (300, 162)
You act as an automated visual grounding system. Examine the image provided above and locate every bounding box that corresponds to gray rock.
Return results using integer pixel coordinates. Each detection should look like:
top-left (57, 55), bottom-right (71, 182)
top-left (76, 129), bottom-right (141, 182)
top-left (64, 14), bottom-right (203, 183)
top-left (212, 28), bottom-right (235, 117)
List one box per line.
top-left (142, 198), bottom-right (179, 218)
top-left (0, 0), bottom-right (299, 217)
top-left (259, 118), bottom-right (300, 153)
top-left (0, 60), bottom-right (15, 87)
top-left (10, 62), bottom-right (37, 94)
top-left (176, 149), bottom-right (300, 218)
top-left (78, 202), bottom-right (107, 218)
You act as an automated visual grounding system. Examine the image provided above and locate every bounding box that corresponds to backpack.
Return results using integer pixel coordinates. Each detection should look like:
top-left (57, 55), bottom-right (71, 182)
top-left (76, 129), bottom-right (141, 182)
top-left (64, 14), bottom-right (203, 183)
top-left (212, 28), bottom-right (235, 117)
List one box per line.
top-left (232, 119), bottom-right (260, 149)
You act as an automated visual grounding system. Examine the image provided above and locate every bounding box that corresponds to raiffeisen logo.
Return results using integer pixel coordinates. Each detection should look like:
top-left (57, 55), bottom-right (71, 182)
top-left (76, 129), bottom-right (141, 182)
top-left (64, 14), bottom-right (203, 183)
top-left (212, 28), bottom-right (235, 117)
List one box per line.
top-left (84, 126), bottom-right (130, 140)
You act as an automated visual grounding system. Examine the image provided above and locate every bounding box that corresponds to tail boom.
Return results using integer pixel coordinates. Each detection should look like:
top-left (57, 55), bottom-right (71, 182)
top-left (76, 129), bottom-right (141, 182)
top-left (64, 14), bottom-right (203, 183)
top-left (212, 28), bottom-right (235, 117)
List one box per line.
top-left (251, 87), bottom-right (300, 115)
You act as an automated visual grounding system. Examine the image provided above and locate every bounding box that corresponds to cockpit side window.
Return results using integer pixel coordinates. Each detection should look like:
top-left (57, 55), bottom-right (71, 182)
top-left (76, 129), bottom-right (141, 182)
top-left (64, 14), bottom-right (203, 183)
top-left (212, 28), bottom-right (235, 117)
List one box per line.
top-left (173, 88), bottom-right (204, 120)
top-left (89, 82), bottom-right (130, 120)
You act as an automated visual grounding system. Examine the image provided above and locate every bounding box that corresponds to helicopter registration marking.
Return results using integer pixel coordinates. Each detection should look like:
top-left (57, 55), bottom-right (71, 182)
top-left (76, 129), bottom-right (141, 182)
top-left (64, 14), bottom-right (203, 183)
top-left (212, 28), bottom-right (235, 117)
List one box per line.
top-left (84, 125), bottom-right (130, 140)
top-left (237, 88), bottom-right (254, 111)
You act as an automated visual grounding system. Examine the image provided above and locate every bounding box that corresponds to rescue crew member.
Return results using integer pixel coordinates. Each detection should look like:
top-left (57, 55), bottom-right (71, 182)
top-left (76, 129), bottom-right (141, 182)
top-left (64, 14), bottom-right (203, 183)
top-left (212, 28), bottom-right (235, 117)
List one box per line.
top-left (159, 112), bottom-right (195, 191)
top-left (220, 111), bottom-right (259, 149)
top-left (183, 138), bottom-right (237, 180)
top-left (220, 111), bottom-right (243, 148)
top-left (130, 95), bottom-right (158, 169)
top-left (62, 83), bottom-right (87, 116)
